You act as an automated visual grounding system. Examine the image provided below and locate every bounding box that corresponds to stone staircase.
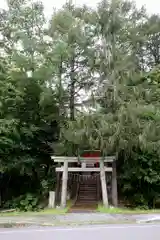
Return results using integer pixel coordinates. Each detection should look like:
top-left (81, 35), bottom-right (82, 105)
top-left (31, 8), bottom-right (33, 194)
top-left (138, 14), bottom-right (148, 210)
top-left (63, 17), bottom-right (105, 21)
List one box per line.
top-left (69, 172), bottom-right (99, 212)
top-left (75, 181), bottom-right (97, 205)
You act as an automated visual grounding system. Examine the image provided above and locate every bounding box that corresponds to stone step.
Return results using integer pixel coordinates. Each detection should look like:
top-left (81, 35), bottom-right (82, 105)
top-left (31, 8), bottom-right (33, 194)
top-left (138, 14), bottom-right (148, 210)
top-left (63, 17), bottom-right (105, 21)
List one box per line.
top-left (79, 191), bottom-right (96, 193)
top-left (79, 186), bottom-right (97, 188)
top-left (79, 193), bottom-right (96, 195)
top-left (68, 209), bottom-right (97, 213)
top-left (78, 199), bottom-right (97, 201)
top-left (78, 195), bottom-right (97, 198)
top-left (79, 183), bottom-right (97, 184)
top-left (75, 202), bottom-right (97, 206)
top-left (77, 196), bottom-right (97, 199)
top-left (79, 184), bottom-right (97, 186)
top-left (78, 198), bottom-right (97, 200)
top-left (72, 178), bottom-right (99, 210)
top-left (79, 194), bottom-right (96, 196)
top-left (76, 201), bottom-right (97, 204)
top-left (79, 192), bottom-right (96, 194)
top-left (68, 203), bottom-right (97, 213)
top-left (78, 191), bottom-right (96, 194)
top-left (77, 199), bottom-right (97, 202)
top-left (79, 190), bottom-right (96, 193)
top-left (78, 196), bottom-right (97, 199)
top-left (79, 189), bottom-right (96, 191)
top-left (74, 202), bottom-right (97, 205)
top-left (78, 195), bottom-right (96, 197)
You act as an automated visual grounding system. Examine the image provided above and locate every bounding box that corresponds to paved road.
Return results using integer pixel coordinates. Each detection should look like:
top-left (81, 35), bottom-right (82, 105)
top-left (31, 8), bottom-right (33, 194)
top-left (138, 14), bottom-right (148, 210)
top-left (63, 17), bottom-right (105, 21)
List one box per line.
top-left (0, 224), bottom-right (160, 240)
top-left (1, 213), bottom-right (160, 225)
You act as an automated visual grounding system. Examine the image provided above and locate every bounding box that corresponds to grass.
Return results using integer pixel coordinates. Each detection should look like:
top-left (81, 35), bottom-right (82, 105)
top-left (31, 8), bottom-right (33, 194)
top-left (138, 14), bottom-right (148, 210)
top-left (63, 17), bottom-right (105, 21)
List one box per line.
top-left (97, 205), bottom-right (160, 214)
top-left (0, 200), bottom-right (73, 217)
top-left (2, 206), bottom-right (160, 217)
top-left (1, 200), bottom-right (160, 217)
top-left (0, 208), bottom-right (68, 217)
top-left (40, 220), bottom-right (136, 226)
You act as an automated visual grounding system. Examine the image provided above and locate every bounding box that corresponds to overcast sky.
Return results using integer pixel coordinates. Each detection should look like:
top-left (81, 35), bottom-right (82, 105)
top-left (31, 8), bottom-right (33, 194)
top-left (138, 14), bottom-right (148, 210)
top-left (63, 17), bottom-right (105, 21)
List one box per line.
top-left (43, 0), bottom-right (160, 17)
top-left (1, 0), bottom-right (160, 17)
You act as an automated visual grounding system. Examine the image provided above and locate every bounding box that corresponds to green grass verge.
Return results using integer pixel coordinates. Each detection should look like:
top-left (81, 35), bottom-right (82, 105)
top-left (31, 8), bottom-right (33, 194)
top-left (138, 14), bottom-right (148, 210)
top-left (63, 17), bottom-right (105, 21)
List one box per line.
top-left (0, 200), bottom-right (73, 217)
top-left (31, 220), bottom-right (137, 226)
top-left (97, 205), bottom-right (160, 214)
top-left (0, 208), bottom-right (68, 217)
top-left (1, 201), bottom-right (160, 217)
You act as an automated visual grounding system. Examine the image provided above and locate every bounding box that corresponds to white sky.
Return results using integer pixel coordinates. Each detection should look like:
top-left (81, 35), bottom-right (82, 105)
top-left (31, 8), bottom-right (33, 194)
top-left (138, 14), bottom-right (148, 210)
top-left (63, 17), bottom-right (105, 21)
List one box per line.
top-left (1, 0), bottom-right (160, 17)
top-left (43, 0), bottom-right (160, 17)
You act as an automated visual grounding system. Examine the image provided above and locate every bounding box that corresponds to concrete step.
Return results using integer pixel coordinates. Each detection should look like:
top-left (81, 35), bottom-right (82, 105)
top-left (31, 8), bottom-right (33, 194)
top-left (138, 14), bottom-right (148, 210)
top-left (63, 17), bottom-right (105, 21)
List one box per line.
top-left (68, 203), bottom-right (97, 213)
top-left (74, 202), bottom-right (97, 205)
top-left (79, 190), bottom-right (96, 193)
top-left (72, 179), bottom-right (99, 211)
top-left (79, 188), bottom-right (96, 190)
top-left (68, 209), bottom-right (97, 213)
top-left (80, 184), bottom-right (97, 187)
top-left (77, 195), bottom-right (97, 199)
top-left (79, 188), bottom-right (96, 191)
top-left (76, 198), bottom-right (97, 202)
top-left (79, 191), bottom-right (96, 193)
top-left (78, 192), bottom-right (96, 194)
top-left (77, 196), bottom-right (97, 199)
top-left (75, 203), bottom-right (97, 206)
top-left (75, 202), bottom-right (97, 205)
top-left (79, 192), bottom-right (96, 194)
top-left (79, 193), bottom-right (96, 195)
top-left (78, 197), bottom-right (97, 200)
top-left (79, 190), bottom-right (96, 192)
top-left (79, 194), bottom-right (96, 196)
top-left (77, 201), bottom-right (97, 204)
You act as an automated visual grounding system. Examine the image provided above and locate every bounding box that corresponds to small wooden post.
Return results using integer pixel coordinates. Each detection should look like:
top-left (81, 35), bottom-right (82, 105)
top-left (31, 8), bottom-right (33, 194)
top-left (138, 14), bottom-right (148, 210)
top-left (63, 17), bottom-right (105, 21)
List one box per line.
top-left (48, 191), bottom-right (55, 208)
top-left (112, 160), bottom-right (118, 207)
top-left (82, 162), bottom-right (86, 169)
top-left (61, 160), bottom-right (68, 208)
top-left (100, 158), bottom-right (109, 208)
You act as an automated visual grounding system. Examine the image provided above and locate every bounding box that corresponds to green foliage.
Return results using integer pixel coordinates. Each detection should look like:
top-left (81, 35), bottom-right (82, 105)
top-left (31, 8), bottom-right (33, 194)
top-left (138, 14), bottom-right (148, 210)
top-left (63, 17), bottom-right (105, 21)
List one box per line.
top-left (5, 194), bottom-right (39, 211)
top-left (0, 0), bottom-right (160, 210)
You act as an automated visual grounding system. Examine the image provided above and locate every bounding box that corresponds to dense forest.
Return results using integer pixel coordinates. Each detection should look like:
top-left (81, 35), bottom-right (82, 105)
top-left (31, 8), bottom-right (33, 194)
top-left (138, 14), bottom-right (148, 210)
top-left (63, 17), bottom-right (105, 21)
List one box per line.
top-left (0, 0), bottom-right (160, 210)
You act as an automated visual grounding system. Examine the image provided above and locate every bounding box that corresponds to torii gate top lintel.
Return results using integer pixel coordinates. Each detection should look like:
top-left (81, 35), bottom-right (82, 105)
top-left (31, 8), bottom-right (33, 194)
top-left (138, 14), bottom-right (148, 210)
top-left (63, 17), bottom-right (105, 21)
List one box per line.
top-left (51, 155), bottom-right (116, 163)
top-left (51, 155), bottom-right (116, 172)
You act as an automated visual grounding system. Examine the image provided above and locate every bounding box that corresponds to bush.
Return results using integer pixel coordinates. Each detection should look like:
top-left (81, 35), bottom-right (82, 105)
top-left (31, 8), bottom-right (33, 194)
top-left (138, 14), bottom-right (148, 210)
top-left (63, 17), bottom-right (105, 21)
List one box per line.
top-left (5, 193), bottom-right (39, 211)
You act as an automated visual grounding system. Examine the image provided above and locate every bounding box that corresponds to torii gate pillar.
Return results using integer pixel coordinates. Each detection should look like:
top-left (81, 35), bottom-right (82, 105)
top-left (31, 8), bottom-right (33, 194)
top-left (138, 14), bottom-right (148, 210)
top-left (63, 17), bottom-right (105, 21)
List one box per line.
top-left (60, 160), bottom-right (68, 208)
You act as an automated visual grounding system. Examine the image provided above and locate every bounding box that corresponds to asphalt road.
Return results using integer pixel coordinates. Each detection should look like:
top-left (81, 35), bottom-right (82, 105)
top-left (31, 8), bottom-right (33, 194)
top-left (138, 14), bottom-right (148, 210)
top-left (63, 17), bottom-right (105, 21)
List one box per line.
top-left (0, 224), bottom-right (160, 240)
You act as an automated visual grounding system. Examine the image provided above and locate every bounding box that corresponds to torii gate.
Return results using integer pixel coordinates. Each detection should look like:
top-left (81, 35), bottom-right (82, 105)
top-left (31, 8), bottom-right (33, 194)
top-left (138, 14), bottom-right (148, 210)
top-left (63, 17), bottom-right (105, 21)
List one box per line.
top-left (51, 155), bottom-right (117, 208)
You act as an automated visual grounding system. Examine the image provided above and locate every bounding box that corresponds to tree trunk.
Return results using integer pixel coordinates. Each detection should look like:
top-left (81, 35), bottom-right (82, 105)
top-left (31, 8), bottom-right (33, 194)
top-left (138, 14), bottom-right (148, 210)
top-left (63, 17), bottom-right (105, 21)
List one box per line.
top-left (58, 59), bottom-right (64, 118)
top-left (69, 55), bottom-right (75, 121)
